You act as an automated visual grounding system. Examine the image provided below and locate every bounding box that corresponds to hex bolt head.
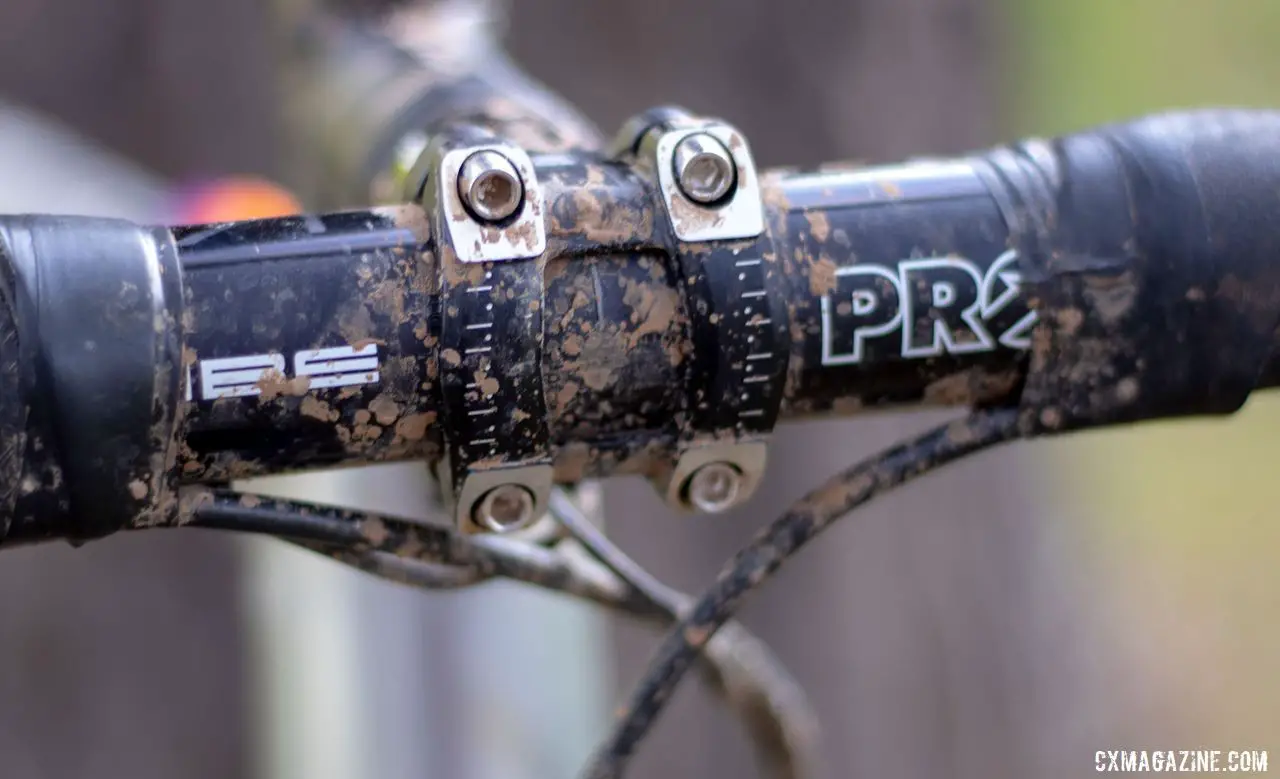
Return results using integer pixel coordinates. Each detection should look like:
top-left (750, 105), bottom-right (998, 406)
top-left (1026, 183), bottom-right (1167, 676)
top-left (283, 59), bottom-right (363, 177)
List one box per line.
top-left (672, 133), bottom-right (737, 205)
top-left (457, 150), bottom-right (524, 223)
top-left (683, 461), bottom-right (743, 514)
top-left (472, 483), bottom-right (537, 533)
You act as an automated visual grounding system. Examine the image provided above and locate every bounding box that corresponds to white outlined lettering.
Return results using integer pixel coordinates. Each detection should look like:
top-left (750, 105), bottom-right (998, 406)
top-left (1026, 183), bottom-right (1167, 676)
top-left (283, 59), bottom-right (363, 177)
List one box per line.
top-left (980, 249), bottom-right (1037, 350)
top-left (294, 343), bottom-right (380, 389)
top-left (819, 251), bottom-right (1038, 366)
top-left (821, 266), bottom-right (902, 365)
top-left (900, 257), bottom-right (994, 358)
top-left (190, 344), bottom-right (382, 402)
top-left (200, 353), bottom-right (285, 399)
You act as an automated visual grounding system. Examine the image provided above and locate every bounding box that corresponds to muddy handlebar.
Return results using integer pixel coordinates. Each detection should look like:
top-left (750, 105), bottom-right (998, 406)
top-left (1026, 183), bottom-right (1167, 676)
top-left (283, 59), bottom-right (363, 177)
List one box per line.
top-left (1, 109), bottom-right (1280, 546)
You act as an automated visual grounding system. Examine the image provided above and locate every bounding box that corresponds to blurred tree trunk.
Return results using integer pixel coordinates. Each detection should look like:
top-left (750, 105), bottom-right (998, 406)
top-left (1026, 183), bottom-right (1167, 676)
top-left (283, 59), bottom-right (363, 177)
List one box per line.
top-left (507, 2), bottom-right (1097, 778)
top-left (0, 2), bottom-right (273, 778)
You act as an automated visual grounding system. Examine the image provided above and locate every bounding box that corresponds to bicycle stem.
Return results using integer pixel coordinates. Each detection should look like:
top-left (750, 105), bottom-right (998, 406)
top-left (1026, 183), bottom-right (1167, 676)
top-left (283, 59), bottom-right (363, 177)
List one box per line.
top-left (165, 155), bottom-right (1029, 484)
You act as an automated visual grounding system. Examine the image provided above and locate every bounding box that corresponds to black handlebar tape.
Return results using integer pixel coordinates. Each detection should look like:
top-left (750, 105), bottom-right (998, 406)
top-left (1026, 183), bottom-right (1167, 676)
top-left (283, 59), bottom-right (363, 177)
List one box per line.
top-left (0, 216), bottom-right (185, 544)
top-left (978, 109), bottom-right (1280, 434)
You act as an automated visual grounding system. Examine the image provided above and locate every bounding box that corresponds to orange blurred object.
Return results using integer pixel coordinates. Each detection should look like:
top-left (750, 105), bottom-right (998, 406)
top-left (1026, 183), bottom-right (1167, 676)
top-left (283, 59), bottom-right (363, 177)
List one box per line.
top-left (171, 176), bottom-right (303, 223)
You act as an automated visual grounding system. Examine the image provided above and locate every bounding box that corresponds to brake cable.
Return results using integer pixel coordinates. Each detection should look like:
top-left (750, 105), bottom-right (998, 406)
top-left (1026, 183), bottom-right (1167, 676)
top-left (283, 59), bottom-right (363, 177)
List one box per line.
top-left (185, 481), bottom-right (823, 777)
top-left (580, 409), bottom-right (1021, 778)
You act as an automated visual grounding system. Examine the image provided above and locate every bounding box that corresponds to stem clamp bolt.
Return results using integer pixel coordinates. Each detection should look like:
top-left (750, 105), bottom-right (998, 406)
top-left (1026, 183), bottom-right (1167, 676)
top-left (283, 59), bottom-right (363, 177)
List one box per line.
top-left (683, 461), bottom-right (744, 514)
top-left (457, 150), bottom-right (524, 223)
top-left (472, 483), bottom-right (537, 533)
top-left (672, 132), bottom-right (738, 205)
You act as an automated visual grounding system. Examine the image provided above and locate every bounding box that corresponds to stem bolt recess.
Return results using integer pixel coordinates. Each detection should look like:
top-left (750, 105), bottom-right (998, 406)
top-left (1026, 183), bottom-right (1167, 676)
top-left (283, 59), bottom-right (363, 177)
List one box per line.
top-left (457, 150), bottom-right (524, 223)
top-left (472, 483), bottom-right (537, 533)
top-left (683, 461), bottom-right (743, 514)
top-left (673, 133), bottom-right (737, 205)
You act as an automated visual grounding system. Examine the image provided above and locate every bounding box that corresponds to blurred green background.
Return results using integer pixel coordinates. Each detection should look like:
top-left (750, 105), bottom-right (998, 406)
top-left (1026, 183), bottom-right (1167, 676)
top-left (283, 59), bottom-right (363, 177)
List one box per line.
top-left (1012, 0), bottom-right (1280, 748)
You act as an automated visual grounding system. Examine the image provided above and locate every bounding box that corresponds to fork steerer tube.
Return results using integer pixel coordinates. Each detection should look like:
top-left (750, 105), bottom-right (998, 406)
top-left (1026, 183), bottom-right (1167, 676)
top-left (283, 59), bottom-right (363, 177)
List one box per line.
top-left (2, 109), bottom-right (1280, 543)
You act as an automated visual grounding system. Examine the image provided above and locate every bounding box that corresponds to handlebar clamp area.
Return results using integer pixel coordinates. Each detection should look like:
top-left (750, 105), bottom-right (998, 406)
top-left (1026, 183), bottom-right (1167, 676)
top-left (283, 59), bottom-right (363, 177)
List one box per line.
top-left (406, 127), bottom-right (554, 534)
top-left (613, 108), bottom-right (788, 514)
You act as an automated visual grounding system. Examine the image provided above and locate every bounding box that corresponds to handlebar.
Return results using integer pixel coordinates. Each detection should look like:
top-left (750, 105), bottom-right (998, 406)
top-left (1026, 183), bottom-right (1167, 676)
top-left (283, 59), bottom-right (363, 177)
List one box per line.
top-left (2, 108), bottom-right (1280, 546)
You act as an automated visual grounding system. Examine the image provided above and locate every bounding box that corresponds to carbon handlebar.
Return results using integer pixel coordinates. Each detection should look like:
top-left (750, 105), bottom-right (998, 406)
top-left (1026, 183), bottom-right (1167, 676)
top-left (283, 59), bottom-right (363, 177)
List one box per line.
top-left (1, 108), bottom-right (1279, 546)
